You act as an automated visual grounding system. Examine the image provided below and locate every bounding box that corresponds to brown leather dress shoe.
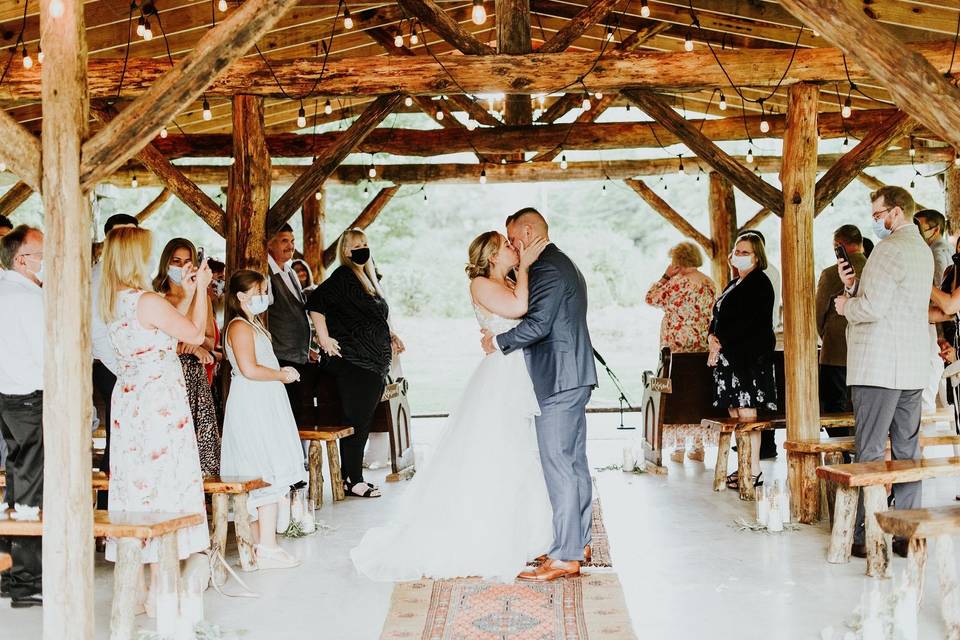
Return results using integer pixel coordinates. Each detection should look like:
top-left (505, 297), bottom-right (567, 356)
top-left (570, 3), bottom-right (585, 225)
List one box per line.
top-left (851, 543), bottom-right (867, 558)
top-left (534, 545), bottom-right (591, 565)
top-left (517, 559), bottom-right (580, 582)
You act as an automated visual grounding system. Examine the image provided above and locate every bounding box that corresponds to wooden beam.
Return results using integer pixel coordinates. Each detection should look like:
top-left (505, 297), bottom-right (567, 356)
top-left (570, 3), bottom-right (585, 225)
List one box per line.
top-left (780, 0), bottom-right (960, 152)
top-left (227, 96), bottom-right (271, 274)
top-left (857, 172), bottom-right (933, 215)
top-left (40, 0), bottom-right (93, 638)
top-left (779, 82), bottom-right (821, 525)
top-left (0, 181), bottom-right (34, 216)
top-left (537, 0), bottom-right (623, 53)
top-left (944, 165), bottom-right (960, 236)
top-left (813, 111), bottom-right (916, 215)
top-left (3, 42), bottom-right (959, 100)
top-left (708, 172), bottom-right (736, 288)
top-left (90, 107), bottom-right (226, 235)
top-left (738, 208), bottom-right (771, 235)
top-left (0, 110), bottom-right (41, 193)
top-left (396, 0), bottom-right (495, 55)
top-left (79, 0), bottom-right (299, 188)
top-left (625, 178), bottom-right (712, 253)
top-left (135, 188), bottom-right (173, 224)
top-left (497, 0), bottom-right (533, 126)
top-left (301, 186), bottom-right (326, 282)
top-left (624, 89), bottom-right (783, 213)
top-left (322, 186), bottom-right (400, 268)
top-left (267, 93), bottom-right (403, 236)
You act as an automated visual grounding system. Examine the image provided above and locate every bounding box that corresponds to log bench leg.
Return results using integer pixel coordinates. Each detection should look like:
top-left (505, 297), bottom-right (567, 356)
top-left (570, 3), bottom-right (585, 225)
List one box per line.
top-left (936, 535), bottom-right (960, 640)
top-left (232, 493), bottom-right (257, 572)
top-left (110, 538), bottom-right (142, 640)
top-left (308, 441), bottom-right (323, 511)
top-left (327, 440), bottom-right (345, 502)
top-left (736, 430), bottom-right (755, 501)
top-left (824, 452), bottom-right (843, 529)
top-left (827, 486), bottom-right (858, 564)
top-left (907, 537), bottom-right (928, 607)
top-left (863, 485), bottom-right (890, 578)
top-left (156, 533), bottom-right (182, 637)
top-left (713, 432), bottom-right (732, 492)
top-left (210, 493), bottom-right (229, 586)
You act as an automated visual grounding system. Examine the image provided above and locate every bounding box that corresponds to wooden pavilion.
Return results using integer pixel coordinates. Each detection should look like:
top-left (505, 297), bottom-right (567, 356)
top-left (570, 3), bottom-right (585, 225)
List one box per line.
top-left (3, 0), bottom-right (960, 636)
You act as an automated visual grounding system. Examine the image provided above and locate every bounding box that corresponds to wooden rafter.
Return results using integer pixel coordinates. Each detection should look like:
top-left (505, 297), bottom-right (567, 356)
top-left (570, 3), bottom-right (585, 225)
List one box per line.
top-left (0, 181), bottom-right (34, 216)
top-left (625, 178), bottom-right (712, 253)
top-left (0, 110), bottom-right (41, 193)
top-left (135, 188), bottom-right (173, 224)
top-left (737, 207), bottom-right (771, 235)
top-left (80, 0), bottom-right (299, 189)
top-left (537, 0), bottom-right (624, 53)
top-left (267, 93), bottom-right (404, 235)
top-left (396, 0), bottom-right (495, 55)
top-left (623, 89), bottom-right (783, 213)
top-left (322, 185), bottom-right (400, 268)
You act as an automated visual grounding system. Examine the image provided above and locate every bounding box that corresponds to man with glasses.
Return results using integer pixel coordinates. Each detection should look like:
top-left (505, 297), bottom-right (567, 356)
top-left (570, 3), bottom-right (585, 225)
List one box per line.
top-left (915, 209), bottom-right (952, 413)
top-left (834, 186), bottom-right (933, 560)
top-left (0, 225), bottom-right (45, 607)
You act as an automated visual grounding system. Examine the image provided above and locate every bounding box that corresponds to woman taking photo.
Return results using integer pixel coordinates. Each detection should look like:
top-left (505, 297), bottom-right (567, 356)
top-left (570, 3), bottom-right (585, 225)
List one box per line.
top-left (153, 238), bottom-right (221, 476)
top-left (307, 229), bottom-right (403, 499)
top-left (708, 234), bottom-right (777, 491)
top-left (100, 226), bottom-right (211, 614)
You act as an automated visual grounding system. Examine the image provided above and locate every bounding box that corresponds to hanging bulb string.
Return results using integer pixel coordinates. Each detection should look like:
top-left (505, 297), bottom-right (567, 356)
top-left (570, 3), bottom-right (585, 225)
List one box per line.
top-left (948, 8), bottom-right (960, 79)
top-left (114, 1), bottom-right (137, 98)
top-left (840, 54), bottom-right (893, 106)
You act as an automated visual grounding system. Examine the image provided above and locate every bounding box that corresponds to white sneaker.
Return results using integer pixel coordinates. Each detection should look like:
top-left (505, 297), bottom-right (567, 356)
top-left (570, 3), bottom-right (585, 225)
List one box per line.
top-left (275, 494), bottom-right (291, 534)
top-left (255, 544), bottom-right (300, 570)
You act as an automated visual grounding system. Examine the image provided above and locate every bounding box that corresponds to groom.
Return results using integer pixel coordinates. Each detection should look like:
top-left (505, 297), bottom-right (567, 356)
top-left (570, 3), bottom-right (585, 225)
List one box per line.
top-left (482, 208), bottom-right (598, 581)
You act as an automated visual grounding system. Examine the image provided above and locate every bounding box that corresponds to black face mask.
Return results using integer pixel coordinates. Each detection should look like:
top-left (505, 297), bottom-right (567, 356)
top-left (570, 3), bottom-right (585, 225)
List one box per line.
top-left (351, 247), bottom-right (371, 265)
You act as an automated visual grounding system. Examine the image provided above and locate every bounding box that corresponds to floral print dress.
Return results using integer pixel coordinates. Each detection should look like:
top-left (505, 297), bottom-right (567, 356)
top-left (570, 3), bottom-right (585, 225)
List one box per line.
top-left (645, 272), bottom-right (717, 353)
top-left (105, 289), bottom-right (209, 564)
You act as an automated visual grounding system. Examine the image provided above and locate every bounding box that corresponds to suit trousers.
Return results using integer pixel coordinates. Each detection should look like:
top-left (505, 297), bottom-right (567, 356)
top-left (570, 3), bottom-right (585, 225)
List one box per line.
top-left (851, 385), bottom-right (922, 545)
top-left (535, 385), bottom-right (593, 562)
top-left (0, 390), bottom-right (43, 597)
top-left (820, 365), bottom-right (853, 435)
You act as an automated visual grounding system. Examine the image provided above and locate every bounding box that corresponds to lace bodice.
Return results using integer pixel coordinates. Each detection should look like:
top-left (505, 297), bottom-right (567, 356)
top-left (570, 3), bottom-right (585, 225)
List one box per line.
top-left (473, 304), bottom-right (521, 336)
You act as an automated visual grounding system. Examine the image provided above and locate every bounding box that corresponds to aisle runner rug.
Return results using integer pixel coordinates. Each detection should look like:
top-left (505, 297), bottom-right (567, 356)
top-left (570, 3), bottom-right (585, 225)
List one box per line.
top-left (530, 491), bottom-right (611, 569)
top-left (380, 573), bottom-right (636, 640)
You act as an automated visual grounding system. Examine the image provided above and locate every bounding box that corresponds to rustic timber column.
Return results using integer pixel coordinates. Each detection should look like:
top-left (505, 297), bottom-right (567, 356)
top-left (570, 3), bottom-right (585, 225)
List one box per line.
top-left (301, 185), bottom-right (326, 282)
top-left (40, 0), bottom-right (94, 638)
top-left (496, 0), bottom-right (532, 126)
top-left (780, 82), bottom-right (821, 524)
top-left (945, 164), bottom-right (960, 236)
top-left (708, 172), bottom-right (736, 288)
top-left (227, 95), bottom-right (271, 274)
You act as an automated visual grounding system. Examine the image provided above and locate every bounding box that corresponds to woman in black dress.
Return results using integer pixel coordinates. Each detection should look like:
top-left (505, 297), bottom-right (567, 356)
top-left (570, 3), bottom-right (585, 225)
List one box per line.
top-left (306, 229), bottom-right (404, 498)
top-left (708, 233), bottom-right (777, 490)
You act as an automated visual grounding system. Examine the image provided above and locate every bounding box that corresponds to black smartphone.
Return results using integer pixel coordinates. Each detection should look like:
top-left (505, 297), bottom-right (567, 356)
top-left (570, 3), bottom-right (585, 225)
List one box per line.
top-left (834, 244), bottom-right (849, 264)
top-left (197, 246), bottom-right (205, 264)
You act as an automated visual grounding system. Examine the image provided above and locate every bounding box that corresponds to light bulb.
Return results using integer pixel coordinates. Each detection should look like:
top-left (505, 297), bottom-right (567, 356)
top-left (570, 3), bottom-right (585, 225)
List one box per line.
top-left (684, 34), bottom-right (694, 52)
top-left (955, 154), bottom-right (960, 168)
top-left (404, 96), bottom-right (413, 107)
top-left (841, 96), bottom-right (851, 119)
top-left (137, 17), bottom-right (145, 37)
top-left (160, 126), bottom-right (168, 139)
top-left (436, 109), bottom-right (444, 121)
top-left (218, 0), bottom-right (227, 11)
top-left (343, 8), bottom-right (353, 30)
top-left (409, 29), bottom-right (419, 45)
top-left (143, 21), bottom-right (153, 41)
top-left (595, 91), bottom-right (603, 100)
top-left (202, 99), bottom-right (212, 121)
top-left (297, 107), bottom-right (307, 128)
top-left (606, 27), bottom-right (614, 42)
top-left (472, 0), bottom-right (486, 25)
top-left (49, 0), bottom-right (64, 18)
top-left (746, 148), bottom-right (754, 163)
top-left (759, 118), bottom-right (770, 134)
top-left (479, 169), bottom-right (487, 184)
top-left (640, 0), bottom-right (650, 17)
top-left (581, 96), bottom-right (591, 111)
top-left (560, 155), bottom-right (568, 170)
top-left (21, 48), bottom-right (31, 69)
top-left (909, 146), bottom-right (916, 158)
top-left (368, 165), bottom-right (377, 178)
top-left (394, 33), bottom-right (404, 48)
top-left (131, 175), bottom-right (138, 189)
top-left (812, 30), bottom-right (820, 37)
top-left (678, 158), bottom-right (684, 174)
top-left (37, 48), bottom-right (43, 64)
top-left (324, 99), bottom-right (332, 115)
top-left (719, 93), bottom-right (727, 110)
top-left (315, 191), bottom-right (322, 201)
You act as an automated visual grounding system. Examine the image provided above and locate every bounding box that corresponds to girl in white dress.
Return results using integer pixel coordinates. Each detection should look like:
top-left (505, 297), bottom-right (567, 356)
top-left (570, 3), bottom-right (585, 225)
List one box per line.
top-left (351, 231), bottom-right (553, 582)
top-left (221, 269), bottom-right (309, 570)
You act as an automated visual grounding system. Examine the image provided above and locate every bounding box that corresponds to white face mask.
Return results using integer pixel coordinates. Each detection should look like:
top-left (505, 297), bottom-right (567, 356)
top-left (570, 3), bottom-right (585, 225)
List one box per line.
top-left (212, 280), bottom-right (225, 297)
top-left (730, 254), bottom-right (754, 271)
top-left (246, 294), bottom-right (270, 315)
top-left (167, 265), bottom-right (184, 285)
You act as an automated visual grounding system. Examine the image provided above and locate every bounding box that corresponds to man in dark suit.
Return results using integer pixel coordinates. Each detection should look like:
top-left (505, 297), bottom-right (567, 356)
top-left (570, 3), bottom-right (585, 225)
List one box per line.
top-left (482, 208), bottom-right (598, 581)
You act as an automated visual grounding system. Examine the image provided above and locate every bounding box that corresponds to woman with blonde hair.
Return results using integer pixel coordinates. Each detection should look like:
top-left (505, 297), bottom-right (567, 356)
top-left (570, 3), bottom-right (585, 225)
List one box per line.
top-left (99, 226), bottom-right (211, 615)
top-left (306, 229), bottom-right (403, 498)
top-left (645, 241), bottom-right (718, 462)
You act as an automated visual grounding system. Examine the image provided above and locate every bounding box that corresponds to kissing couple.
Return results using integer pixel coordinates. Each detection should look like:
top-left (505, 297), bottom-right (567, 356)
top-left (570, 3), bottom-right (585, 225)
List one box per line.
top-left (351, 207), bottom-right (598, 583)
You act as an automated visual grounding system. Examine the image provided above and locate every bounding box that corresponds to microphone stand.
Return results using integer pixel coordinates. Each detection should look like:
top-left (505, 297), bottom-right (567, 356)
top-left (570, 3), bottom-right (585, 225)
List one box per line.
top-left (594, 349), bottom-right (636, 430)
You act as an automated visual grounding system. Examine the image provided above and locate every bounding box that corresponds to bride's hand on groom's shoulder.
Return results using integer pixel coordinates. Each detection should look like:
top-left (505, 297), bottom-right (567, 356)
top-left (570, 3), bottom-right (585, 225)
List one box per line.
top-left (518, 236), bottom-right (548, 270)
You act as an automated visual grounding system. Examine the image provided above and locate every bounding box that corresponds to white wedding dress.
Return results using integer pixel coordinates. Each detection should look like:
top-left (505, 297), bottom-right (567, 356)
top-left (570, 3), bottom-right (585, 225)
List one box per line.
top-left (350, 305), bottom-right (554, 582)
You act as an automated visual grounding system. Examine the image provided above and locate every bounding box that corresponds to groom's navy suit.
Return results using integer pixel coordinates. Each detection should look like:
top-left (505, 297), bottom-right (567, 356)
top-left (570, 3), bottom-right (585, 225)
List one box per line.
top-left (497, 243), bottom-right (598, 561)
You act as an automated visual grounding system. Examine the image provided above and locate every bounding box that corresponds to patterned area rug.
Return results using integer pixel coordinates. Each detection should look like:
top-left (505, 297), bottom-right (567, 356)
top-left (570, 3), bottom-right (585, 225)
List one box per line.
top-left (529, 492), bottom-right (611, 569)
top-left (380, 573), bottom-right (636, 640)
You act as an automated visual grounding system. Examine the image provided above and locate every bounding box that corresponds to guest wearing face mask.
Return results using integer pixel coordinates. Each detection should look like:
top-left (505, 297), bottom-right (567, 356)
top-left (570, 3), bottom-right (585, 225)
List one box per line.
top-left (307, 229), bottom-right (403, 498)
top-left (914, 209), bottom-right (952, 412)
top-left (204, 258), bottom-right (226, 385)
top-left (707, 234), bottom-right (778, 492)
top-left (290, 259), bottom-right (317, 296)
top-left (153, 238), bottom-right (221, 477)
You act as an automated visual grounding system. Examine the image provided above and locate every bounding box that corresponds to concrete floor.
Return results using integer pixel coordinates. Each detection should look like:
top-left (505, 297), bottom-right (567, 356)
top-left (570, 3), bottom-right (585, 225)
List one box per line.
top-left (3, 414), bottom-right (959, 639)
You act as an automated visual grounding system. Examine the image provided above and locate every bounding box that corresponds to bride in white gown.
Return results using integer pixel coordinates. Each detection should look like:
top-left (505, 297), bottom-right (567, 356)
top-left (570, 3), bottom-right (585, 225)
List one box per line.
top-left (350, 231), bottom-right (554, 583)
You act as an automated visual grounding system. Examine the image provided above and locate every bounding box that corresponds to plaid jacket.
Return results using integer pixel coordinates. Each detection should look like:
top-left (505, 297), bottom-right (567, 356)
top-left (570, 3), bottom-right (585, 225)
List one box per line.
top-left (844, 224), bottom-right (933, 389)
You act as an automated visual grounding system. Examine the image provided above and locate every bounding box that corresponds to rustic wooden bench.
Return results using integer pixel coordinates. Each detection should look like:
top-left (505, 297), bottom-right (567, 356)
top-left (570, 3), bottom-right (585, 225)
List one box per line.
top-left (817, 458), bottom-right (960, 577)
top-left (298, 426), bottom-right (353, 509)
top-left (0, 552), bottom-right (10, 572)
top-left (0, 510), bottom-right (203, 640)
top-left (876, 507), bottom-right (960, 637)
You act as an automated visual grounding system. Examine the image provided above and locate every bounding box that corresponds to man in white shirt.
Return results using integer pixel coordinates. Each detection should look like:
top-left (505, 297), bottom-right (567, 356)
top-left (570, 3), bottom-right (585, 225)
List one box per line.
top-left (0, 225), bottom-right (45, 607)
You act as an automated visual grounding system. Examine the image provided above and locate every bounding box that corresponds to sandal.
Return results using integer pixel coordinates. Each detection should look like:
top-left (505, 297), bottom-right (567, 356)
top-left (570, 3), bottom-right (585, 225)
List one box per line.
top-left (726, 471), bottom-right (763, 490)
top-left (344, 481), bottom-right (381, 498)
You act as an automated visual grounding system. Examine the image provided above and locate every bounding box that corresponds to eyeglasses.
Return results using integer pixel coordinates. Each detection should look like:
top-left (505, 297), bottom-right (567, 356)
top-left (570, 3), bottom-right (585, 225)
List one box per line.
top-left (17, 251), bottom-right (42, 260)
top-left (872, 207), bottom-right (896, 220)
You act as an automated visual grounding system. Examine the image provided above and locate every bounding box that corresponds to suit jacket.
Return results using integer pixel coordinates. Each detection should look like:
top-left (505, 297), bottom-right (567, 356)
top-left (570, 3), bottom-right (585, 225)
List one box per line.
top-left (709, 268), bottom-right (775, 370)
top-left (844, 224), bottom-right (933, 389)
top-left (497, 244), bottom-right (598, 401)
top-left (815, 251), bottom-right (867, 367)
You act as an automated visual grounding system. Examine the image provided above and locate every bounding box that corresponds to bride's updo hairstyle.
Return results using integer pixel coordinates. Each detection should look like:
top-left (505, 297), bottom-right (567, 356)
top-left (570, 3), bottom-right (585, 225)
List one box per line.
top-left (466, 231), bottom-right (502, 280)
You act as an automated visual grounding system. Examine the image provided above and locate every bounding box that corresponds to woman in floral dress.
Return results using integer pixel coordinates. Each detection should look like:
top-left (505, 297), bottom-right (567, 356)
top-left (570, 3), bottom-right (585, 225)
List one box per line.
top-left (99, 226), bottom-right (212, 615)
top-left (646, 241), bottom-right (718, 462)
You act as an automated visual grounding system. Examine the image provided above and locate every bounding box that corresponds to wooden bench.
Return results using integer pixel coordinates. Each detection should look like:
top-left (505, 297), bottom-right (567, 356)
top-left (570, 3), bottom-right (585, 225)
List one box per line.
top-left (817, 457), bottom-right (960, 577)
top-left (876, 507), bottom-right (960, 637)
top-left (0, 552), bottom-right (10, 572)
top-left (0, 510), bottom-right (203, 640)
top-left (298, 426), bottom-right (353, 509)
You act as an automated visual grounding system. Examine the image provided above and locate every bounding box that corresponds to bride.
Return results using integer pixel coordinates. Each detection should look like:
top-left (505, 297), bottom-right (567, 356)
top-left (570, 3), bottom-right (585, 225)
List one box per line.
top-left (350, 230), bottom-right (553, 582)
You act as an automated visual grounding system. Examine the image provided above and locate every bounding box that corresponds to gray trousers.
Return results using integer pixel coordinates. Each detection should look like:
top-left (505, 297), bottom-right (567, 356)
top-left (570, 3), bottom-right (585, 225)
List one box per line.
top-left (535, 385), bottom-right (592, 561)
top-left (851, 385), bottom-right (922, 544)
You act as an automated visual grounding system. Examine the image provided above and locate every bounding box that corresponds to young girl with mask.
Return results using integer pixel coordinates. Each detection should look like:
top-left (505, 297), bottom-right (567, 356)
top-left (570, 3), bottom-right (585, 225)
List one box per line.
top-left (221, 269), bottom-right (309, 569)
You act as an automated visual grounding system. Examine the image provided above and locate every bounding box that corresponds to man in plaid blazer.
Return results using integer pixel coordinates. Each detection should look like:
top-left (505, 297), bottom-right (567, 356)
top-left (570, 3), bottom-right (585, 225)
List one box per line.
top-left (835, 185), bottom-right (933, 559)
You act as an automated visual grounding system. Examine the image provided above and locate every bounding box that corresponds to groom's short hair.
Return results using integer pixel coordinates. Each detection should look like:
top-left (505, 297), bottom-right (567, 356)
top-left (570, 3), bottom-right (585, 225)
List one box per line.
top-left (506, 208), bottom-right (549, 233)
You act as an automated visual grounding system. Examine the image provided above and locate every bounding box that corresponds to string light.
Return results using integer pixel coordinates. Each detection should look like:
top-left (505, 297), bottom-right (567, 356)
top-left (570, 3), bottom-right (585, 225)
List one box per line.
top-left (363, 183), bottom-right (369, 195)
top-left (394, 32), bottom-right (404, 48)
top-left (160, 126), bottom-right (168, 139)
top-left (746, 147), bottom-right (754, 163)
top-left (841, 95), bottom-right (852, 119)
top-left (343, 7), bottom-right (354, 30)
top-left (640, 0), bottom-right (650, 17)
top-left (21, 47), bottom-right (31, 69)
top-left (202, 99), bottom-right (212, 121)
top-left (131, 175), bottom-right (138, 189)
top-left (677, 155), bottom-right (684, 175)
top-left (842, 136), bottom-right (849, 149)
top-left (324, 99), bottom-right (333, 115)
top-left (955, 153), bottom-right (960, 168)
top-left (601, 183), bottom-right (607, 196)
top-left (581, 95), bottom-right (592, 111)
top-left (684, 31), bottom-right (694, 52)
top-left (471, 0), bottom-right (486, 25)
top-left (404, 96), bottom-right (413, 107)
top-left (908, 137), bottom-right (916, 158)
top-left (368, 165), bottom-right (377, 178)
top-left (315, 191), bottom-right (322, 201)
top-left (423, 190), bottom-right (428, 202)
top-left (137, 17), bottom-right (145, 37)
top-left (759, 116), bottom-right (770, 134)
top-left (560, 154), bottom-right (568, 170)
top-left (409, 20), bottom-right (419, 45)
top-left (143, 20), bottom-right (153, 41)
top-left (218, 0), bottom-right (228, 11)
top-left (605, 26), bottom-right (614, 42)
top-left (718, 92), bottom-right (727, 111)
top-left (594, 91), bottom-right (603, 100)
top-left (436, 109), bottom-right (444, 121)
top-left (297, 105), bottom-right (307, 128)
top-left (36, 46), bottom-right (43, 65)
top-left (49, 0), bottom-right (65, 18)
top-left (479, 168), bottom-right (487, 184)
top-left (500, 157), bottom-right (506, 164)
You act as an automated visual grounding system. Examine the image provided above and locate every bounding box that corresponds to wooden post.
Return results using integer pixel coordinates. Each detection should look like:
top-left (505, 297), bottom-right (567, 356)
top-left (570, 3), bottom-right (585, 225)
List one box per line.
top-left (227, 95), bottom-right (271, 274)
top-left (945, 164), bottom-right (960, 237)
top-left (863, 485), bottom-right (891, 577)
top-left (780, 82), bottom-right (821, 525)
top-left (708, 172), bottom-right (736, 288)
top-left (936, 535), bottom-right (960, 639)
top-left (496, 0), bottom-right (532, 127)
top-left (301, 186), bottom-right (325, 283)
top-left (40, 1), bottom-right (94, 638)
